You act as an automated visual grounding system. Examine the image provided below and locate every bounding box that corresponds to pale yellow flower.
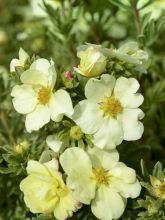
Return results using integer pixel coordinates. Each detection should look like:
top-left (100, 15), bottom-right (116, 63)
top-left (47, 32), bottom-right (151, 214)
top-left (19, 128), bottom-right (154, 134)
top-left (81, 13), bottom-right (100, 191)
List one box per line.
top-left (74, 46), bottom-right (107, 77)
top-left (73, 74), bottom-right (144, 149)
top-left (20, 159), bottom-right (79, 220)
top-left (11, 58), bottom-right (73, 132)
top-left (60, 147), bottom-right (141, 220)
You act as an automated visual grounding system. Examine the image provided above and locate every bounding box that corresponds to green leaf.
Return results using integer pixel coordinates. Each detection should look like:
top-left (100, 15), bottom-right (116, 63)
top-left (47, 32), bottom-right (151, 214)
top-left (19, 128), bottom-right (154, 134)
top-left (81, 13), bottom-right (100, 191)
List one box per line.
top-left (32, 215), bottom-right (55, 220)
top-left (152, 162), bottom-right (164, 181)
top-left (0, 167), bottom-right (14, 174)
top-left (140, 159), bottom-right (149, 179)
top-left (110, 0), bottom-right (130, 10)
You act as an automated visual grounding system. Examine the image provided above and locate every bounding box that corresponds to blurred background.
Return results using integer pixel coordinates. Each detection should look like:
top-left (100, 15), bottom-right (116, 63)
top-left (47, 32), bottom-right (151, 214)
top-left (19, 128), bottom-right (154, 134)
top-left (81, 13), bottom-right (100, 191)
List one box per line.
top-left (0, 0), bottom-right (165, 219)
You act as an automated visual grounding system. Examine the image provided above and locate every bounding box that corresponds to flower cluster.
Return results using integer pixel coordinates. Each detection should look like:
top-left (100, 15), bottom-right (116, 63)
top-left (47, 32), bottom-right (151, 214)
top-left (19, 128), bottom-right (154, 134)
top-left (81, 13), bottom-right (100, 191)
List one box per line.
top-left (10, 42), bottom-right (147, 220)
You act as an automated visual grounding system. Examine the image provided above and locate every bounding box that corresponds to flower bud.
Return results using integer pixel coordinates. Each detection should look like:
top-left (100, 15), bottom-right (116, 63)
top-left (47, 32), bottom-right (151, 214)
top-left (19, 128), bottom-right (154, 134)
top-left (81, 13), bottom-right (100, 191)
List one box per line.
top-left (62, 71), bottom-right (78, 89)
top-left (65, 71), bottom-right (72, 79)
top-left (15, 141), bottom-right (30, 154)
top-left (75, 47), bottom-right (107, 77)
top-left (70, 126), bottom-right (83, 140)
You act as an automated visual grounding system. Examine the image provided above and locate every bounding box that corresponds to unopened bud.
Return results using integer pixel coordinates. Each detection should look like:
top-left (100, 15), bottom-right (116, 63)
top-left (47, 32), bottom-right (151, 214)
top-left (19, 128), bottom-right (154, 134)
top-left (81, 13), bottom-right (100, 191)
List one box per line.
top-left (15, 141), bottom-right (30, 154)
top-left (70, 126), bottom-right (83, 140)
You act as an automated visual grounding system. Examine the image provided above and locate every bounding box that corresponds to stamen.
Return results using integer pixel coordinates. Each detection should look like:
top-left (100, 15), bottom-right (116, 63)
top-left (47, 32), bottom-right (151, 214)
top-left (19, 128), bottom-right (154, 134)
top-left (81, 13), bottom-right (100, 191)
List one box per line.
top-left (155, 182), bottom-right (165, 198)
top-left (37, 86), bottom-right (52, 105)
top-left (93, 167), bottom-right (109, 185)
top-left (99, 96), bottom-right (123, 118)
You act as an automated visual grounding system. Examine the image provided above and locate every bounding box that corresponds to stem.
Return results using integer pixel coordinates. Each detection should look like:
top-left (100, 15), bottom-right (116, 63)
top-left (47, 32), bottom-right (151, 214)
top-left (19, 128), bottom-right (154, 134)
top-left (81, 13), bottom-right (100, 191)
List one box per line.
top-left (0, 111), bottom-right (16, 145)
top-left (131, 0), bottom-right (141, 35)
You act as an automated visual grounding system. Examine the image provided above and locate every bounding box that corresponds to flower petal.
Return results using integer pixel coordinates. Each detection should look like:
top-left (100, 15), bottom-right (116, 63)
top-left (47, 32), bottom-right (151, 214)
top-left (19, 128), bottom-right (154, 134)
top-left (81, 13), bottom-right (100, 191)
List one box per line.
top-left (91, 185), bottom-right (126, 220)
top-left (20, 175), bottom-right (59, 214)
top-left (73, 67), bottom-right (84, 75)
top-left (21, 69), bottom-right (48, 86)
top-left (26, 160), bottom-right (51, 176)
top-left (21, 59), bottom-right (56, 86)
top-left (60, 147), bottom-right (96, 204)
top-left (46, 135), bottom-right (63, 153)
top-left (44, 159), bottom-right (59, 172)
top-left (50, 89), bottom-right (73, 122)
top-left (150, 175), bottom-right (161, 188)
top-left (88, 147), bottom-right (119, 170)
top-left (25, 104), bottom-right (51, 132)
top-left (111, 179), bottom-right (141, 199)
top-left (10, 59), bottom-right (21, 72)
top-left (114, 77), bottom-right (143, 108)
top-left (48, 60), bottom-right (57, 87)
top-left (110, 162), bottom-right (137, 183)
top-left (110, 162), bottom-right (141, 198)
top-left (60, 148), bottom-right (92, 175)
top-left (72, 100), bottom-right (103, 134)
top-left (30, 58), bottom-right (51, 74)
top-left (120, 108), bottom-right (144, 141)
top-left (92, 118), bottom-right (123, 149)
top-left (27, 160), bottom-right (61, 182)
top-left (19, 48), bottom-right (29, 63)
top-left (53, 190), bottom-right (79, 220)
top-left (85, 74), bottom-right (116, 101)
top-left (11, 85), bottom-right (37, 114)
top-left (30, 58), bottom-right (57, 87)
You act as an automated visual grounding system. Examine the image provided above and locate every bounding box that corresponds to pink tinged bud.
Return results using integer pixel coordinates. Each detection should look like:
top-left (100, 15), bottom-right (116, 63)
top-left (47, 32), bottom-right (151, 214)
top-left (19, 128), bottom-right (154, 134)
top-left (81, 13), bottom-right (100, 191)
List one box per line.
top-left (65, 71), bottom-right (72, 79)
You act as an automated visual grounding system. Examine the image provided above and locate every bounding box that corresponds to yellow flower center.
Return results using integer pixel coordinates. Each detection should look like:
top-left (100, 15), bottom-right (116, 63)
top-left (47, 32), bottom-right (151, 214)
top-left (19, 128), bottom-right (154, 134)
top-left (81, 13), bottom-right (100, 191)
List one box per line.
top-left (155, 182), bottom-right (165, 198)
top-left (93, 166), bottom-right (110, 185)
top-left (99, 96), bottom-right (123, 118)
top-left (37, 86), bottom-right (52, 105)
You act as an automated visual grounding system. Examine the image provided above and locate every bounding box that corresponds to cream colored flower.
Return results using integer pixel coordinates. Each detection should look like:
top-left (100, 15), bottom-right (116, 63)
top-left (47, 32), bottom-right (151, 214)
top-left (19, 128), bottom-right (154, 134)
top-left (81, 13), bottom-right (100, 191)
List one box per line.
top-left (20, 159), bottom-right (79, 220)
top-left (73, 74), bottom-right (144, 149)
top-left (11, 58), bottom-right (73, 132)
top-left (60, 147), bottom-right (141, 220)
top-left (10, 48), bottom-right (29, 72)
top-left (74, 46), bottom-right (107, 77)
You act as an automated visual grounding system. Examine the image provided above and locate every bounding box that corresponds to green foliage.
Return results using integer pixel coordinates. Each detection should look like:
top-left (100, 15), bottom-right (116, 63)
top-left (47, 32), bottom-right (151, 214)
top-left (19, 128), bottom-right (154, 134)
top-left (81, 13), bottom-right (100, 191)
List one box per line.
top-left (136, 162), bottom-right (165, 219)
top-left (137, 196), bottom-right (165, 220)
top-left (142, 16), bottom-right (165, 46)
